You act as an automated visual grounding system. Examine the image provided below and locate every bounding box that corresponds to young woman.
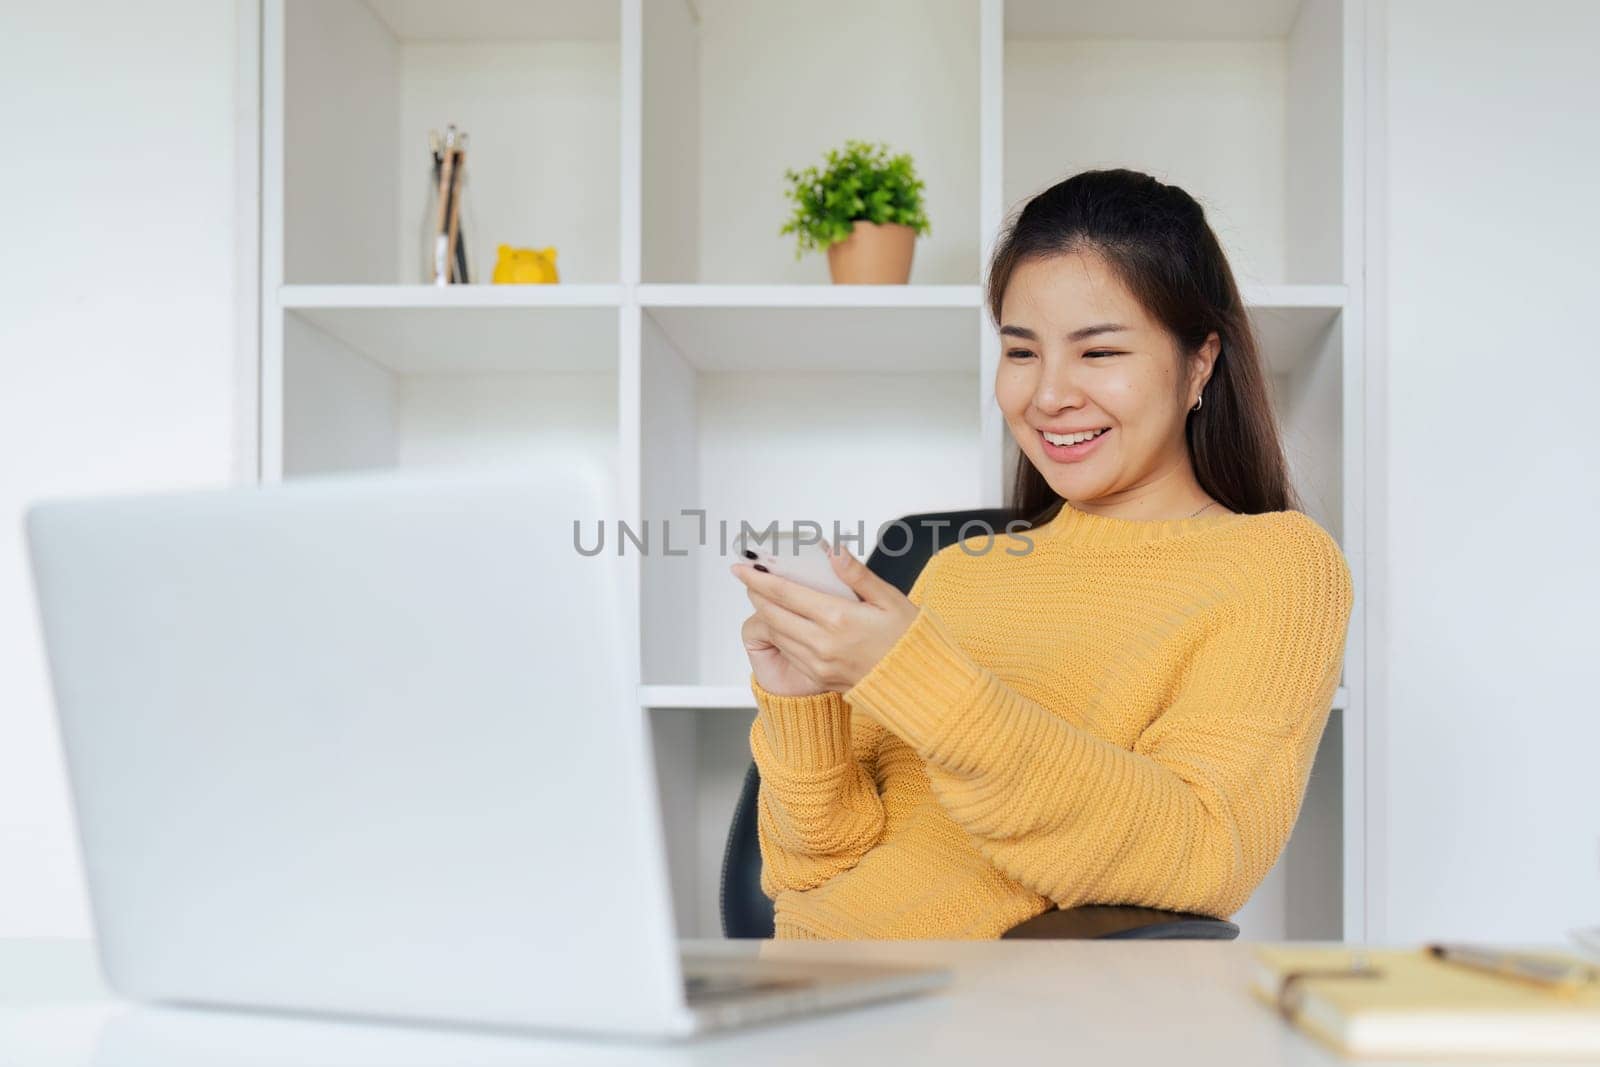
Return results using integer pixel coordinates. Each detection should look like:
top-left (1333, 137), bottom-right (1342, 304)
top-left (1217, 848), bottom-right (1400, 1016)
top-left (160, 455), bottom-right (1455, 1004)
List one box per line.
top-left (731, 169), bottom-right (1354, 940)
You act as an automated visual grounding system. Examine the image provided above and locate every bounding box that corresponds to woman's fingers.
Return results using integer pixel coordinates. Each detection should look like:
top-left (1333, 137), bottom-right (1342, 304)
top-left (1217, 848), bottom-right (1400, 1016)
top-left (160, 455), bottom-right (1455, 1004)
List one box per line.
top-left (820, 540), bottom-right (898, 606)
top-left (747, 589), bottom-right (829, 665)
top-left (742, 605), bottom-right (803, 659)
top-left (741, 612), bottom-right (780, 651)
top-left (742, 612), bottom-right (831, 696)
top-left (733, 563), bottom-right (852, 628)
top-left (741, 612), bottom-right (763, 647)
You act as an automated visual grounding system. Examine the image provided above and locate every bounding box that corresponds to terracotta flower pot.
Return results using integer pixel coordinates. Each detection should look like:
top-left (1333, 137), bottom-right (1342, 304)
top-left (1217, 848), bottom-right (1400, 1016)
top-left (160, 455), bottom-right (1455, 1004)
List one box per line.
top-left (826, 220), bottom-right (916, 284)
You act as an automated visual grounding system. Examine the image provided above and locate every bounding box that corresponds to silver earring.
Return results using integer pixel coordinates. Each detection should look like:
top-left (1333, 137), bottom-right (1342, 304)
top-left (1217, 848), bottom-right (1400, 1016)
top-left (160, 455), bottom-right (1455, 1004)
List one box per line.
top-left (1192, 394), bottom-right (1203, 413)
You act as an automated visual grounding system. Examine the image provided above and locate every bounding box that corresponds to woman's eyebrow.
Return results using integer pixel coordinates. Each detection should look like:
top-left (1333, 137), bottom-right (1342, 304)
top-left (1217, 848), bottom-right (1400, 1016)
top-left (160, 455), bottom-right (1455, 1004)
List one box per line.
top-left (999, 323), bottom-right (1129, 342)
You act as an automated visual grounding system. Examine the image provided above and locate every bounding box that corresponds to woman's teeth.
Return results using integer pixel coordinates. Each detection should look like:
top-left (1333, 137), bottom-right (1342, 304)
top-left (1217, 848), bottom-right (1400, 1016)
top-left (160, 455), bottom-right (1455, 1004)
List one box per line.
top-left (1042, 428), bottom-right (1108, 446)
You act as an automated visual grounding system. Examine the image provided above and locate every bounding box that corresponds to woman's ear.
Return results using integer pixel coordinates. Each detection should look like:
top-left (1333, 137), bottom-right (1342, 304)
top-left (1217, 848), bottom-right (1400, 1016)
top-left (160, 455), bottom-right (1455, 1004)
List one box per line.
top-left (1191, 331), bottom-right (1222, 395)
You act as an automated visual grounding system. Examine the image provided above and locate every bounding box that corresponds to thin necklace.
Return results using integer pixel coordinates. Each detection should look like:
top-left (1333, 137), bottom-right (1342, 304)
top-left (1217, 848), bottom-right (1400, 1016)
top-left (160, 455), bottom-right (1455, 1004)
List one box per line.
top-left (1188, 501), bottom-right (1217, 518)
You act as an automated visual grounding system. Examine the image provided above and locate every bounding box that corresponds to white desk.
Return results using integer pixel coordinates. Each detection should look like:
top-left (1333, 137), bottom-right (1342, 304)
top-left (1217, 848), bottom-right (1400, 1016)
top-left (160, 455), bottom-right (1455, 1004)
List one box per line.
top-left (0, 937), bottom-right (1573, 1066)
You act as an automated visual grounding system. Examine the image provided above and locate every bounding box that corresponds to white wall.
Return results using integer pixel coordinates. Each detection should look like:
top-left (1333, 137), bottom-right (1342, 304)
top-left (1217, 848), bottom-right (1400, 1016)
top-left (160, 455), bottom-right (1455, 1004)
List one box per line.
top-left (0, 2), bottom-right (242, 936)
top-left (1376, 0), bottom-right (1600, 942)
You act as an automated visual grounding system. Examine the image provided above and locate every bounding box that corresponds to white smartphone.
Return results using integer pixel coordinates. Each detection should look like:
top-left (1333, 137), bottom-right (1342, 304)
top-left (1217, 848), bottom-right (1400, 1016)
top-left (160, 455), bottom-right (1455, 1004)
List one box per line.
top-left (733, 531), bottom-right (862, 601)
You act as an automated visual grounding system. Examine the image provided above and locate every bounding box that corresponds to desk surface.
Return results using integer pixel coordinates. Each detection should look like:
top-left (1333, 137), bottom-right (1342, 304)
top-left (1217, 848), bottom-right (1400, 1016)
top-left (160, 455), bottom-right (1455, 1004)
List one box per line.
top-left (0, 937), bottom-right (1578, 1066)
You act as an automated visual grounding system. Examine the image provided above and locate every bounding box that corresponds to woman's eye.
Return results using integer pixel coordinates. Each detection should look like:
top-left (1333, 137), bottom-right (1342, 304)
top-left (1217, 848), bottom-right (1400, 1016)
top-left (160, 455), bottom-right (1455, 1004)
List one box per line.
top-left (1005, 348), bottom-right (1120, 360)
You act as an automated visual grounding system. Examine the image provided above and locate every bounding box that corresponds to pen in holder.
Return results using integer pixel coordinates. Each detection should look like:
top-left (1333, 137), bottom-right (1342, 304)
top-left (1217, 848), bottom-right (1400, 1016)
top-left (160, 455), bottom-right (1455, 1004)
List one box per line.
top-left (422, 125), bottom-right (477, 284)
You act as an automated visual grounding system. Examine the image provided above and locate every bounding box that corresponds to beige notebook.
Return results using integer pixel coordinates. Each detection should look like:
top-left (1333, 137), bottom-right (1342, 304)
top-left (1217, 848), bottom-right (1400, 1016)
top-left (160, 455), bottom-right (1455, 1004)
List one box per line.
top-left (1249, 946), bottom-right (1600, 1059)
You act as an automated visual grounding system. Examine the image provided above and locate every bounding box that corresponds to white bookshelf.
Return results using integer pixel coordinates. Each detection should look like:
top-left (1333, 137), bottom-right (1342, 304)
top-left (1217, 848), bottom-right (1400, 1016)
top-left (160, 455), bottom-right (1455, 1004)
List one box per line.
top-left (256, 0), bottom-right (1369, 942)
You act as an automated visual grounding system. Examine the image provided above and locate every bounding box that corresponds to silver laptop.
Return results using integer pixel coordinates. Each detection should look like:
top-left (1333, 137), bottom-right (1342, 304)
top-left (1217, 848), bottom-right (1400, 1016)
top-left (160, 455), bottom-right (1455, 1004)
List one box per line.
top-left (23, 461), bottom-right (949, 1040)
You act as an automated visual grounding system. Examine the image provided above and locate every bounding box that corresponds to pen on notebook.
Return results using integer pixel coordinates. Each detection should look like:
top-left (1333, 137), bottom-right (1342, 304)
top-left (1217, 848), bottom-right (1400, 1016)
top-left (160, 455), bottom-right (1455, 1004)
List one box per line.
top-left (1426, 943), bottom-right (1600, 996)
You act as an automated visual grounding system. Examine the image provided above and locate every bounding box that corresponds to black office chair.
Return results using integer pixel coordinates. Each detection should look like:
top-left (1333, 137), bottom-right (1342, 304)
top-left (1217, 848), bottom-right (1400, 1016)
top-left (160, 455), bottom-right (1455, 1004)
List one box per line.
top-left (720, 508), bottom-right (1241, 941)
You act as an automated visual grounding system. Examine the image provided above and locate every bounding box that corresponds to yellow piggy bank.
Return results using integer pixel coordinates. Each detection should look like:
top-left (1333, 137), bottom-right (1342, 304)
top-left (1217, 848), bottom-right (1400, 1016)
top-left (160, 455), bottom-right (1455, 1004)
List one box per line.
top-left (492, 245), bottom-right (560, 284)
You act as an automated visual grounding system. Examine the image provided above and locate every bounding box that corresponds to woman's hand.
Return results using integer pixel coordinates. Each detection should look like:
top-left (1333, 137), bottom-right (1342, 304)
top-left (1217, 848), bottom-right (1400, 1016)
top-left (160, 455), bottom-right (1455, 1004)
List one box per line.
top-left (741, 612), bottom-right (827, 697)
top-left (732, 541), bottom-right (920, 694)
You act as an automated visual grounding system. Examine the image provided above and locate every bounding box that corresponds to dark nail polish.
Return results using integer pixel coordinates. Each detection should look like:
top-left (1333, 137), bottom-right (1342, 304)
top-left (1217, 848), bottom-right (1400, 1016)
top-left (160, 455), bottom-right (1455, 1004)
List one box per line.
top-left (743, 550), bottom-right (758, 560)
top-left (753, 564), bottom-right (768, 573)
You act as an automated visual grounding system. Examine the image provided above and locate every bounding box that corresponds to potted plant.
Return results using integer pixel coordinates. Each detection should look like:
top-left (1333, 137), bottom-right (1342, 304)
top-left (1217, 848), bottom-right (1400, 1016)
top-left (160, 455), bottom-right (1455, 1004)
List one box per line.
top-left (780, 139), bottom-right (931, 284)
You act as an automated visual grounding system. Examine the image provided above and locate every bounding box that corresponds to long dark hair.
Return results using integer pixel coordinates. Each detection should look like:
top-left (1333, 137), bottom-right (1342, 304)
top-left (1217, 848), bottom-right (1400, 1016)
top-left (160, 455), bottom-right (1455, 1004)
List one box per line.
top-left (987, 169), bottom-right (1300, 525)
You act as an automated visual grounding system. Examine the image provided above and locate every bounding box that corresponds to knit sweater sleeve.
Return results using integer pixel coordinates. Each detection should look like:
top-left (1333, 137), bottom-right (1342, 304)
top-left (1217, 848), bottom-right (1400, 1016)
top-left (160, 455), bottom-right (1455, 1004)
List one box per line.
top-left (841, 518), bottom-right (1355, 919)
top-left (747, 563), bottom-right (937, 899)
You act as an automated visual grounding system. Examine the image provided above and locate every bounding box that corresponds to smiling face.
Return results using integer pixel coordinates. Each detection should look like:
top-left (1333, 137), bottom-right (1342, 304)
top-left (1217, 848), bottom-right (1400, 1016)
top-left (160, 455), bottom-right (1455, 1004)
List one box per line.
top-left (995, 250), bottom-right (1222, 518)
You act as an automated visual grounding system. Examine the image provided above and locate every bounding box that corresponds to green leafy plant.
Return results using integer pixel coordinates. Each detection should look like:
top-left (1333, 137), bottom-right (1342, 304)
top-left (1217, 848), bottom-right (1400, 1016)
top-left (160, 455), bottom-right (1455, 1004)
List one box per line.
top-left (780, 139), bottom-right (930, 260)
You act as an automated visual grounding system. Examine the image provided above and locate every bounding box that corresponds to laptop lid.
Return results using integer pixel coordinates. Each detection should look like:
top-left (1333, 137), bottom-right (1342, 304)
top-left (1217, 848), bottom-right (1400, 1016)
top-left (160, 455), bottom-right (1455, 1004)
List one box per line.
top-left (24, 461), bottom-right (695, 1038)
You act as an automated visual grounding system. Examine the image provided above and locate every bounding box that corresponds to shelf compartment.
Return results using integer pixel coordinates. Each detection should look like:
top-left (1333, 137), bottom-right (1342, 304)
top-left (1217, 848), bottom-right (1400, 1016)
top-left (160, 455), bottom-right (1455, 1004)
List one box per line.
top-left (1244, 285), bottom-right (1346, 376)
top-left (277, 303), bottom-right (617, 479)
top-left (638, 305), bottom-right (984, 687)
top-left (1002, 0), bottom-right (1345, 288)
top-left (274, 0), bottom-right (620, 286)
top-left (649, 707), bottom-right (756, 938)
top-left (1267, 310), bottom-right (1344, 543)
top-left (641, 0), bottom-right (982, 285)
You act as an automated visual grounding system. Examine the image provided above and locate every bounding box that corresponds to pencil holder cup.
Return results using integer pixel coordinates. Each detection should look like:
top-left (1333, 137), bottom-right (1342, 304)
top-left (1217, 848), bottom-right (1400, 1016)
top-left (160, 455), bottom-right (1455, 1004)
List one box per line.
top-left (421, 157), bottom-right (478, 284)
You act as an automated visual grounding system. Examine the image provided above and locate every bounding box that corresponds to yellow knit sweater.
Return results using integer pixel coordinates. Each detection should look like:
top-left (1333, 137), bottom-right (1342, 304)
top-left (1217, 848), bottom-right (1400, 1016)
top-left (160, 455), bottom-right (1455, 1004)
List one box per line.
top-left (747, 501), bottom-right (1354, 940)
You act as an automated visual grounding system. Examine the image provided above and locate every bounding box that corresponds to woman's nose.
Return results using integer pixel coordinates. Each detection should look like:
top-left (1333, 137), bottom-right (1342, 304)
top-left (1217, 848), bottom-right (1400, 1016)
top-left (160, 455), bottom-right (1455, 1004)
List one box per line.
top-left (1033, 357), bottom-right (1085, 412)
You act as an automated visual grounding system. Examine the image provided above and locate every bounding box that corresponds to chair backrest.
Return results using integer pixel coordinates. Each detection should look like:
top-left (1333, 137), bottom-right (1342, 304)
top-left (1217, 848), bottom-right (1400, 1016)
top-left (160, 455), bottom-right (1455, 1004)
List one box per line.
top-left (719, 508), bottom-right (1015, 938)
